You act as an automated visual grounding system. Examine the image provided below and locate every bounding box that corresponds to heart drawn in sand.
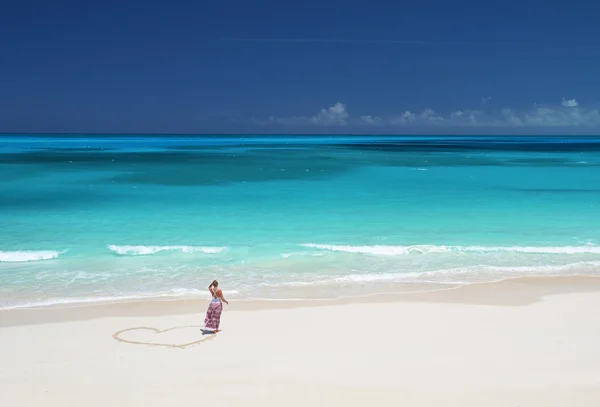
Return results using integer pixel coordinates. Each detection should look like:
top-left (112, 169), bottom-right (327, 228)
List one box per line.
top-left (113, 326), bottom-right (216, 349)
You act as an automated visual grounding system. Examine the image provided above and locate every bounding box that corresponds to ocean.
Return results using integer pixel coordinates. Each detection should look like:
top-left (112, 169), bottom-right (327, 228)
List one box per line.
top-left (1, 135), bottom-right (599, 309)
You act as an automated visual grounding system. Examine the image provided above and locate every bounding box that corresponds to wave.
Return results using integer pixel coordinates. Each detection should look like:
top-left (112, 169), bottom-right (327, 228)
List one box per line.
top-left (281, 251), bottom-right (326, 258)
top-left (107, 245), bottom-right (227, 256)
top-left (0, 287), bottom-right (243, 310)
top-left (336, 261), bottom-right (600, 282)
top-left (0, 250), bottom-right (65, 263)
top-left (2, 243), bottom-right (595, 261)
top-left (300, 243), bottom-right (600, 255)
top-left (258, 261), bottom-right (600, 288)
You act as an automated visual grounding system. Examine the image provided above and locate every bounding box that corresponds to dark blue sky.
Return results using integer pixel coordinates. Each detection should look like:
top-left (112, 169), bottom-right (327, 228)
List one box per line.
top-left (2, 0), bottom-right (600, 134)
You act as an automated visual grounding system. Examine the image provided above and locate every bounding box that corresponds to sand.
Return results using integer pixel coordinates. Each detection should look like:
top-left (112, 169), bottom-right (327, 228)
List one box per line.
top-left (2, 276), bottom-right (600, 406)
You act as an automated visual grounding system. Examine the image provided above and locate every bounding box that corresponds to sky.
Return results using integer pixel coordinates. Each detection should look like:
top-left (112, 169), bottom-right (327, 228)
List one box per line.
top-left (1, 0), bottom-right (600, 135)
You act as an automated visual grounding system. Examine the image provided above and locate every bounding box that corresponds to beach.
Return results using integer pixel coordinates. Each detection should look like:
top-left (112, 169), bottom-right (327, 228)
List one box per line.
top-left (2, 276), bottom-right (600, 406)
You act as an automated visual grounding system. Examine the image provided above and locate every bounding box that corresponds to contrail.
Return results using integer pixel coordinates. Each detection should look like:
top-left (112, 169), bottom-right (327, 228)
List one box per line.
top-left (220, 38), bottom-right (535, 46)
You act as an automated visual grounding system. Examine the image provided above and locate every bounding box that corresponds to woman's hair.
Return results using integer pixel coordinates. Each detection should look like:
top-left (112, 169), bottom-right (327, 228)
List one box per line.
top-left (211, 280), bottom-right (219, 287)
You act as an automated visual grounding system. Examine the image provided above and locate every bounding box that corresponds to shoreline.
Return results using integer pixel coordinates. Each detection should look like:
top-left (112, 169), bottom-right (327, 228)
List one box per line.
top-left (3, 274), bottom-right (600, 327)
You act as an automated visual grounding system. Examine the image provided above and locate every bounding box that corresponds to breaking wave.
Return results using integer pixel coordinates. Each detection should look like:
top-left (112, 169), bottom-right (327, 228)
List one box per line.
top-left (107, 245), bottom-right (227, 256)
top-left (0, 250), bottom-right (65, 263)
top-left (300, 243), bottom-right (600, 255)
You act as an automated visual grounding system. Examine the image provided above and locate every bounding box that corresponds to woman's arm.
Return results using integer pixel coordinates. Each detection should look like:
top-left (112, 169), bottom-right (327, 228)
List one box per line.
top-left (217, 290), bottom-right (229, 305)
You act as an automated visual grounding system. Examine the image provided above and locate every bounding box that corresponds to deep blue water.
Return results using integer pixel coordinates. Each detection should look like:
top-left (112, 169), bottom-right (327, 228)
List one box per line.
top-left (1, 135), bottom-right (599, 308)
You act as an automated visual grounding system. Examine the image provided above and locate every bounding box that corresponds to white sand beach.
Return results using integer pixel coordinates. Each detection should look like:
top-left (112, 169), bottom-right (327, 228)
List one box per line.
top-left (2, 276), bottom-right (600, 406)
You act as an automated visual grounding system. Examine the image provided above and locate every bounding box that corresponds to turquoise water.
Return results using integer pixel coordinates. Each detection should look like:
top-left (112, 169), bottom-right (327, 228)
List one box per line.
top-left (1, 135), bottom-right (600, 308)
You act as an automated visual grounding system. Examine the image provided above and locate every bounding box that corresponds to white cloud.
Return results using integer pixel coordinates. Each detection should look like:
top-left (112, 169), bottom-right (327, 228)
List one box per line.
top-left (266, 102), bottom-right (349, 126)
top-left (312, 102), bottom-right (349, 126)
top-left (262, 99), bottom-right (600, 128)
top-left (449, 109), bottom-right (482, 125)
top-left (419, 108), bottom-right (444, 122)
top-left (522, 105), bottom-right (600, 127)
top-left (561, 98), bottom-right (579, 107)
top-left (481, 96), bottom-right (492, 105)
top-left (390, 111), bottom-right (417, 125)
top-left (360, 115), bottom-right (384, 125)
top-left (501, 108), bottom-right (524, 126)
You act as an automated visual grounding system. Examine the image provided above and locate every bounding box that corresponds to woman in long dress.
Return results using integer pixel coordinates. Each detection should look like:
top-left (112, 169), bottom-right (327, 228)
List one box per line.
top-left (205, 280), bottom-right (228, 332)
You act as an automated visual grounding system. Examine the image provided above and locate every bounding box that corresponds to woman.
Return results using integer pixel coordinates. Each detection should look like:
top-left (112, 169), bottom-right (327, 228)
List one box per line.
top-left (204, 280), bottom-right (228, 333)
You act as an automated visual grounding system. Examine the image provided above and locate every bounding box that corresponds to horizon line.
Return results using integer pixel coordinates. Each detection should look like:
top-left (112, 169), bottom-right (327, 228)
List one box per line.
top-left (1, 133), bottom-right (596, 137)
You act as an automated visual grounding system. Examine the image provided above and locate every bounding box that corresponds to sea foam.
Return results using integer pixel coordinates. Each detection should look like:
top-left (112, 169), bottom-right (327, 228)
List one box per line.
top-left (0, 250), bottom-right (64, 263)
top-left (300, 243), bottom-right (600, 255)
top-left (107, 245), bottom-right (226, 256)
top-left (0, 288), bottom-right (244, 310)
top-left (257, 261), bottom-right (600, 288)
